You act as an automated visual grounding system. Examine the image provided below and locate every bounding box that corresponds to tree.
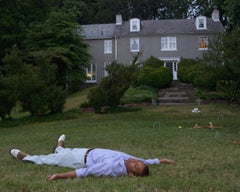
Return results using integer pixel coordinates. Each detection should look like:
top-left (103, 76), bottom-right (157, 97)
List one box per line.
top-left (1, 46), bottom-right (66, 117)
top-left (23, 8), bottom-right (90, 92)
top-left (203, 30), bottom-right (240, 102)
top-left (88, 60), bottom-right (139, 111)
top-left (223, 0), bottom-right (240, 31)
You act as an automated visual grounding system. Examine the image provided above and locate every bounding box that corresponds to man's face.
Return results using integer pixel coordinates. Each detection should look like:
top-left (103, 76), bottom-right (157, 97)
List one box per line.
top-left (125, 158), bottom-right (147, 176)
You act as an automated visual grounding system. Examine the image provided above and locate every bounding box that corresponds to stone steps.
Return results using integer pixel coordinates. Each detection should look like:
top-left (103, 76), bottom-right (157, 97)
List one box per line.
top-left (157, 81), bottom-right (194, 104)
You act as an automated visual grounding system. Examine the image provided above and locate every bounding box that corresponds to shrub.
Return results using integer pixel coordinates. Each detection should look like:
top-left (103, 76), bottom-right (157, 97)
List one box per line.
top-left (138, 56), bottom-right (172, 88)
top-left (87, 62), bottom-right (139, 111)
top-left (217, 80), bottom-right (240, 102)
top-left (47, 86), bottom-right (66, 114)
top-left (178, 58), bottom-right (197, 83)
top-left (192, 64), bottom-right (219, 91)
top-left (142, 56), bottom-right (164, 68)
top-left (138, 66), bottom-right (172, 88)
top-left (121, 85), bottom-right (157, 103)
top-left (0, 76), bottom-right (20, 120)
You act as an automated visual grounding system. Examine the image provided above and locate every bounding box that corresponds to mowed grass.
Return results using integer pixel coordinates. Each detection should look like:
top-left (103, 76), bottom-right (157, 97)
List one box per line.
top-left (1, 97), bottom-right (240, 191)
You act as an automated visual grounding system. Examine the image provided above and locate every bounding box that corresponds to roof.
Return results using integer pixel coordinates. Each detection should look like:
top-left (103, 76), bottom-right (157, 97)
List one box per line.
top-left (79, 24), bottom-right (116, 39)
top-left (79, 18), bottom-right (225, 39)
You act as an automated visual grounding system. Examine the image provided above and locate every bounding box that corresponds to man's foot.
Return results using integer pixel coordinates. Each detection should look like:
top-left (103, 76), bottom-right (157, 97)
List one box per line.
top-left (52, 134), bottom-right (66, 153)
top-left (9, 149), bottom-right (28, 160)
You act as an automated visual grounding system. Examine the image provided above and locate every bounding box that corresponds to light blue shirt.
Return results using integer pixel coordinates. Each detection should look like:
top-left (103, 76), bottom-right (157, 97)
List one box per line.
top-left (75, 148), bottom-right (160, 177)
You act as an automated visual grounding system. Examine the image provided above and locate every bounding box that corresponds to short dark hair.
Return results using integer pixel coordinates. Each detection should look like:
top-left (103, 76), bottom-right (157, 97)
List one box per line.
top-left (135, 165), bottom-right (149, 177)
top-left (141, 165), bottom-right (149, 176)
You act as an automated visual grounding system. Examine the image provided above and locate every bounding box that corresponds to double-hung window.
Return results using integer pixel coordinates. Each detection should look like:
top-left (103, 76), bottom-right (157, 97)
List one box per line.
top-left (199, 36), bottom-right (208, 50)
top-left (196, 16), bottom-right (207, 30)
top-left (130, 38), bottom-right (140, 52)
top-left (86, 64), bottom-right (96, 83)
top-left (130, 18), bottom-right (140, 32)
top-left (104, 40), bottom-right (112, 54)
top-left (161, 37), bottom-right (177, 51)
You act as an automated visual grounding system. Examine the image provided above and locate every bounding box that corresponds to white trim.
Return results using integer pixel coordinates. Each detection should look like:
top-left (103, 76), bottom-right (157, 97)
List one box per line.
top-left (196, 16), bottom-right (207, 30)
top-left (130, 38), bottom-right (140, 52)
top-left (104, 40), bottom-right (112, 54)
top-left (159, 57), bottom-right (180, 61)
top-left (161, 37), bottom-right (177, 51)
top-left (130, 18), bottom-right (140, 32)
top-left (198, 36), bottom-right (208, 50)
top-left (86, 63), bottom-right (97, 83)
top-left (159, 57), bottom-right (180, 80)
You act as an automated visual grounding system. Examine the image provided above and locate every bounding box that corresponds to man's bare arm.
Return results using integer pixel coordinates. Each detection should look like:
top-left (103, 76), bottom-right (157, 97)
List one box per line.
top-left (48, 171), bottom-right (77, 180)
top-left (160, 159), bottom-right (175, 164)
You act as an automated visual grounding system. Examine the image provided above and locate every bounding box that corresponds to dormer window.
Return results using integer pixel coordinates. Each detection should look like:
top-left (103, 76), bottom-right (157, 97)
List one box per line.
top-left (196, 16), bottom-right (207, 30)
top-left (130, 18), bottom-right (140, 32)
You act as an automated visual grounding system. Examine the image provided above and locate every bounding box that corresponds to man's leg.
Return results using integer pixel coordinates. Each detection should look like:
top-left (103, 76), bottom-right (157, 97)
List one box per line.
top-left (9, 134), bottom-right (89, 169)
top-left (52, 134), bottom-right (65, 153)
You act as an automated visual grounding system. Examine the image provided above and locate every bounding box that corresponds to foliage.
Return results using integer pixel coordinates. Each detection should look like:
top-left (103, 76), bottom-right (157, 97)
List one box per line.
top-left (203, 30), bottom-right (240, 102)
top-left (0, 76), bottom-right (19, 120)
top-left (195, 89), bottom-right (226, 101)
top-left (142, 56), bottom-right (164, 68)
top-left (192, 63), bottom-right (219, 91)
top-left (177, 58), bottom-right (198, 83)
top-left (217, 80), bottom-right (240, 102)
top-left (0, 0), bottom-right (90, 93)
top-left (138, 57), bottom-right (172, 89)
top-left (24, 10), bottom-right (90, 92)
top-left (178, 59), bottom-right (220, 91)
top-left (100, 106), bottom-right (141, 114)
top-left (81, 0), bottom-right (226, 23)
top-left (1, 47), bottom-right (66, 118)
top-left (223, 0), bottom-right (240, 30)
top-left (88, 61), bottom-right (139, 111)
top-left (121, 85), bottom-right (158, 104)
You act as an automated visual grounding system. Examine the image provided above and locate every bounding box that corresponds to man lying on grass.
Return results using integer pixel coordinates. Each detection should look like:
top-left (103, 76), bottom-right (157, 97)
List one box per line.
top-left (9, 134), bottom-right (175, 180)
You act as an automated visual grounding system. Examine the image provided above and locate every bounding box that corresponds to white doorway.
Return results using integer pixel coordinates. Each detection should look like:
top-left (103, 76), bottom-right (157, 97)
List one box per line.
top-left (160, 57), bottom-right (180, 80)
top-left (165, 61), bottom-right (178, 80)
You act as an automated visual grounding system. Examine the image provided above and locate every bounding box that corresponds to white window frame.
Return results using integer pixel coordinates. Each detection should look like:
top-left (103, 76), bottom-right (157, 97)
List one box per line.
top-left (198, 36), bottom-right (208, 50)
top-left (196, 16), bottom-right (207, 30)
top-left (130, 18), bottom-right (140, 32)
top-left (161, 37), bottom-right (177, 51)
top-left (104, 40), bottom-right (112, 54)
top-left (130, 38), bottom-right (140, 52)
top-left (86, 63), bottom-right (96, 83)
top-left (104, 62), bottom-right (111, 77)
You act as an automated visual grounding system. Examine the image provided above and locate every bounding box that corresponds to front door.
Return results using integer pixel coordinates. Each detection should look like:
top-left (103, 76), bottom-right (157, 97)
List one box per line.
top-left (165, 61), bottom-right (178, 80)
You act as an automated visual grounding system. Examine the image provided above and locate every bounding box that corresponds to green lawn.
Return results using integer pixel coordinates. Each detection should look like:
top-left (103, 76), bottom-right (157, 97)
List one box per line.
top-left (1, 103), bottom-right (240, 192)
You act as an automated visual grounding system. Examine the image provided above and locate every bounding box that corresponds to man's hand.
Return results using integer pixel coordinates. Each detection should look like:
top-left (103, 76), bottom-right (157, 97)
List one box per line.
top-left (160, 159), bottom-right (175, 165)
top-left (48, 174), bottom-right (59, 180)
top-left (48, 171), bottom-right (77, 181)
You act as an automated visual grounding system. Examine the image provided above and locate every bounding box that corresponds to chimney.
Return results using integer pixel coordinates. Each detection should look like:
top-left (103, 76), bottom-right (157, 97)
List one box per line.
top-left (116, 14), bottom-right (122, 25)
top-left (212, 7), bottom-right (220, 22)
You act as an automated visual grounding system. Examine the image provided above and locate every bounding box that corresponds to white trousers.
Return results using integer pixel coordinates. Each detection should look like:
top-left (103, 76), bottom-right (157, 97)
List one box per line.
top-left (23, 147), bottom-right (89, 169)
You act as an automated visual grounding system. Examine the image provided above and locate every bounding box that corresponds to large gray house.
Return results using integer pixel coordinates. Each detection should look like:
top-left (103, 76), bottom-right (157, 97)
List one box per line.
top-left (79, 8), bottom-right (224, 83)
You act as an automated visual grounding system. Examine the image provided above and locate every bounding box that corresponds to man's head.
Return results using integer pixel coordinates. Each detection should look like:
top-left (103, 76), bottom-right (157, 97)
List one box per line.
top-left (125, 158), bottom-right (149, 176)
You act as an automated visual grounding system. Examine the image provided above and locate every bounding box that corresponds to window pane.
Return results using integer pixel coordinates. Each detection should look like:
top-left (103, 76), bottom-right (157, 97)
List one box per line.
top-left (104, 40), bottom-right (112, 53)
top-left (161, 37), bottom-right (168, 50)
top-left (161, 37), bottom-right (176, 51)
top-left (199, 36), bottom-right (208, 50)
top-left (86, 64), bottom-right (96, 82)
top-left (130, 38), bottom-right (139, 52)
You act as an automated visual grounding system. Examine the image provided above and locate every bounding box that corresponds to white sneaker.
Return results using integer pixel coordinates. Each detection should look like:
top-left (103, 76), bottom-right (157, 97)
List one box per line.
top-left (10, 149), bottom-right (20, 158)
top-left (9, 149), bottom-right (27, 160)
top-left (58, 134), bottom-right (66, 142)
